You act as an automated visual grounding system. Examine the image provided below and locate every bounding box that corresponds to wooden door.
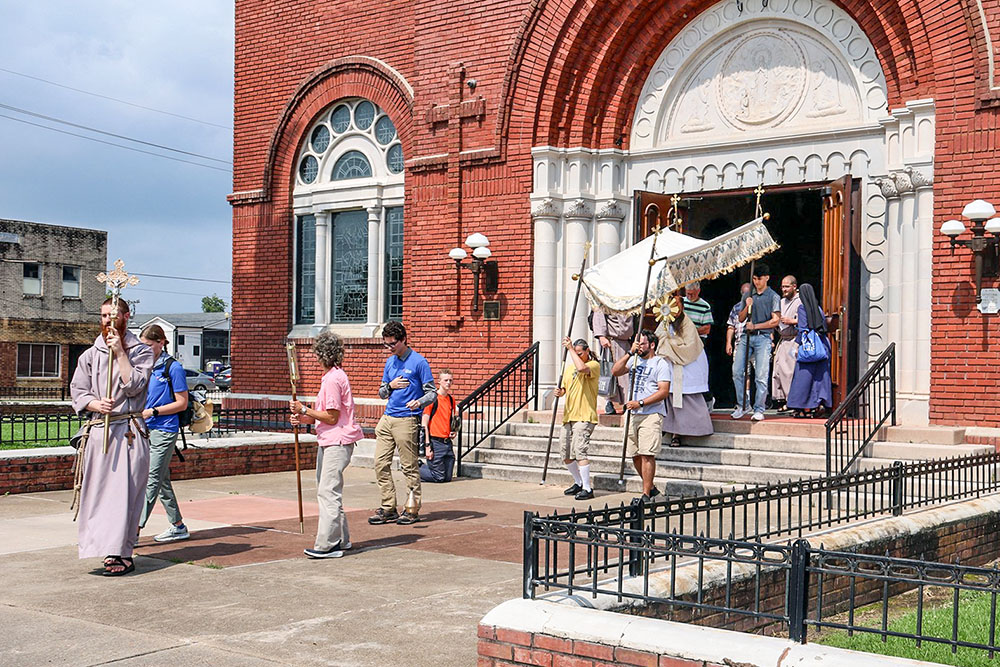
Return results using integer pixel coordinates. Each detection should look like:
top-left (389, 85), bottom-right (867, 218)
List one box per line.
top-left (634, 190), bottom-right (679, 239)
top-left (821, 175), bottom-right (860, 406)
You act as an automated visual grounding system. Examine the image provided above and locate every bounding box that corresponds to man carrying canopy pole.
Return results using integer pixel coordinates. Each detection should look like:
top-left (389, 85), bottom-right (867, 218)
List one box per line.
top-left (541, 242), bottom-right (591, 485)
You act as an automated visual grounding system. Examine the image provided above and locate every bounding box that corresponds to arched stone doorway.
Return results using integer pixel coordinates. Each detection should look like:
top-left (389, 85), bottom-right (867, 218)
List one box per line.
top-left (531, 0), bottom-right (933, 423)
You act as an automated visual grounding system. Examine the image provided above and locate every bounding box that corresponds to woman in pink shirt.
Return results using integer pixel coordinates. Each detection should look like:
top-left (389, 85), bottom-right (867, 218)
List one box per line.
top-left (289, 329), bottom-right (364, 559)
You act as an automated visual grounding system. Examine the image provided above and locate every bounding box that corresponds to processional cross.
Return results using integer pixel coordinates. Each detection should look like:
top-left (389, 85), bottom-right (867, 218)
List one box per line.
top-left (96, 259), bottom-right (139, 453)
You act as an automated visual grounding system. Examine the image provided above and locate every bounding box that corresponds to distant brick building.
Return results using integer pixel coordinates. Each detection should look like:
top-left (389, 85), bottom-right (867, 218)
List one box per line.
top-left (0, 220), bottom-right (106, 389)
top-left (230, 0), bottom-right (1000, 427)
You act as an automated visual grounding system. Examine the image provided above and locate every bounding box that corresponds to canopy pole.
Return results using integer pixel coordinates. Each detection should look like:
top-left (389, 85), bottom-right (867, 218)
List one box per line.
top-left (541, 242), bottom-right (591, 485)
top-left (617, 222), bottom-right (666, 487)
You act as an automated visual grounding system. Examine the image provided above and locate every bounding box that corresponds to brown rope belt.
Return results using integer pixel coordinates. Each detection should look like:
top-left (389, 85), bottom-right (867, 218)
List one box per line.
top-left (70, 412), bottom-right (148, 521)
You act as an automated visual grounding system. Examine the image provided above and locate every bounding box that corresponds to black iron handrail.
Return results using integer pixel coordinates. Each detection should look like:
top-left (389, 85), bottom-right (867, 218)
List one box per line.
top-left (456, 342), bottom-right (540, 476)
top-left (0, 385), bottom-right (71, 400)
top-left (826, 342), bottom-right (896, 476)
top-left (544, 451), bottom-right (1000, 552)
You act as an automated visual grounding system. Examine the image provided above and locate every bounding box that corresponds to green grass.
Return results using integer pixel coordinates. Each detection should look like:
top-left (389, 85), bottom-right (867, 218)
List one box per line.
top-left (818, 589), bottom-right (999, 666)
top-left (0, 419), bottom-right (83, 450)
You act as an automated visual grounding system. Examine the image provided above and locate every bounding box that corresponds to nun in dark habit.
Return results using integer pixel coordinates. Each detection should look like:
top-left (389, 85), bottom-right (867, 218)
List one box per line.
top-left (786, 283), bottom-right (833, 418)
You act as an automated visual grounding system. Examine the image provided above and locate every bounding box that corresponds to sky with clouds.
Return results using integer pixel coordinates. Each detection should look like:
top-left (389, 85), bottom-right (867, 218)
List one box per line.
top-left (0, 1), bottom-right (234, 318)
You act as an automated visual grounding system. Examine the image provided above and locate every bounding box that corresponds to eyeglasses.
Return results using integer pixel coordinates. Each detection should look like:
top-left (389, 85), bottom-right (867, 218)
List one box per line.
top-left (383, 340), bottom-right (399, 348)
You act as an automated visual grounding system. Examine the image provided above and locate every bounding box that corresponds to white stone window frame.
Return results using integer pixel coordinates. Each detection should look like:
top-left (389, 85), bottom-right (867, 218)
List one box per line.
top-left (290, 98), bottom-right (405, 339)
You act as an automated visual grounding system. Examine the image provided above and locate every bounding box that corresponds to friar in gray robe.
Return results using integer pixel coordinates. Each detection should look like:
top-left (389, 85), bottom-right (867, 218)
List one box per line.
top-left (70, 300), bottom-right (153, 563)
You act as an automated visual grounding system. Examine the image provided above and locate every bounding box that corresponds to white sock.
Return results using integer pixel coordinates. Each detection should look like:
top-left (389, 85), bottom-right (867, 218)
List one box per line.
top-left (579, 463), bottom-right (591, 491)
top-left (567, 461), bottom-right (582, 485)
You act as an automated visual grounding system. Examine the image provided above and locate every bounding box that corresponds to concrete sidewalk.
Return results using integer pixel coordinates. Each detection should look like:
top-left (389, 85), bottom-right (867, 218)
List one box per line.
top-left (0, 466), bottom-right (636, 666)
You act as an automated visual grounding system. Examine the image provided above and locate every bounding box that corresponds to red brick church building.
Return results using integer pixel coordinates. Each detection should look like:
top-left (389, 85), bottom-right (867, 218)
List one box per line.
top-left (229, 0), bottom-right (1000, 427)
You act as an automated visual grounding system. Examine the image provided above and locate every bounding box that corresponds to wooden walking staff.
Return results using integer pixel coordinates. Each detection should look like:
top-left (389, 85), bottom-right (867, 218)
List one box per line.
top-left (617, 218), bottom-right (666, 486)
top-left (286, 342), bottom-right (305, 534)
top-left (540, 241), bottom-right (592, 484)
top-left (95, 259), bottom-right (139, 454)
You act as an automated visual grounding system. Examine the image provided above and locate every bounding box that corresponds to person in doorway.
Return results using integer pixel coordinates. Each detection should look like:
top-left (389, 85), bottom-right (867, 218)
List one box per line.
top-left (786, 283), bottom-right (833, 418)
top-left (137, 325), bottom-right (190, 543)
top-left (734, 264), bottom-right (780, 421)
top-left (771, 276), bottom-right (801, 413)
top-left (290, 328), bottom-right (364, 558)
top-left (370, 321), bottom-right (436, 526)
top-left (69, 297), bottom-right (153, 576)
top-left (591, 310), bottom-right (635, 414)
top-left (554, 337), bottom-right (600, 501)
top-left (612, 330), bottom-right (671, 501)
top-left (726, 283), bottom-right (752, 410)
top-left (655, 294), bottom-right (714, 447)
top-left (682, 281), bottom-right (715, 411)
top-left (420, 369), bottom-right (457, 483)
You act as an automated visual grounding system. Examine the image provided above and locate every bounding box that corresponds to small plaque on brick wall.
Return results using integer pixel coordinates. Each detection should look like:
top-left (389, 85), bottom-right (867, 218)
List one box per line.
top-left (483, 300), bottom-right (501, 321)
top-left (978, 288), bottom-right (1000, 314)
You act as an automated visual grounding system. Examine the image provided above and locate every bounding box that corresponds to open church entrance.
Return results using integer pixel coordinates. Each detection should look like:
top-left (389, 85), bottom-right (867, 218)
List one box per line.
top-left (634, 179), bottom-right (861, 409)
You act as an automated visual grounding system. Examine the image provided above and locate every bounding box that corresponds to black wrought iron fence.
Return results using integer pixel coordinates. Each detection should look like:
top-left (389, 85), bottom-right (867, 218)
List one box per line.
top-left (208, 407), bottom-right (313, 437)
top-left (826, 343), bottom-right (896, 476)
top-left (523, 520), bottom-right (1000, 656)
top-left (0, 385), bottom-right (71, 400)
top-left (543, 452), bottom-right (1000, 560)
top-left (1, 413), bottom-right (85, 447)
top-left (456, 342), bottom-right (539, 476)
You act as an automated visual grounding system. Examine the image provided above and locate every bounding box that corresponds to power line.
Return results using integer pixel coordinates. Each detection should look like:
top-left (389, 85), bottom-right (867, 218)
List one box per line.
top-left (0, 113), bottom-right (231, 173)
top-left (0, 102), bottom-right (231, 164)
top-left (131, 287), bottom-right (229, 297)
top-left (135, 272), bottom-right (231, 284)
top-left (0, 66), bottom-right (232, 130)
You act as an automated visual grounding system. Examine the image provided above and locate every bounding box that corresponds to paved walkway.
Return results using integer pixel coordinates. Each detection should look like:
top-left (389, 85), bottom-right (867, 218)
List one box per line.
top-left (0, 466), bottom-right (637, 666)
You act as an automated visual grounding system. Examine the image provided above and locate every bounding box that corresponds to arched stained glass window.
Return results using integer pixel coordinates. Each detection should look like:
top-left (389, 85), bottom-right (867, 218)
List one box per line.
top-left (354, 101), bottom-right (375, 130)
top-left (332, 151), bottom-right (373, 180)
top-left (311, 125), bottom-right (330, 153)
top-left (387, 144), bottom-right (404, 174)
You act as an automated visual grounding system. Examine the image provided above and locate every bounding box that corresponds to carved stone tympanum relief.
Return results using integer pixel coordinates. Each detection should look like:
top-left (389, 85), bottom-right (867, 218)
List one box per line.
top-left (718, 32), bottom-right (807, 128)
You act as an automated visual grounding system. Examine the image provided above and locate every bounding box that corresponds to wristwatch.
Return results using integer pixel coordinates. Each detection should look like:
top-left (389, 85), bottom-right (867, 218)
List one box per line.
top-left (638, 399), bottom-right (645, 408)
top-left (151, 408), bottom-right (159, 418)
top-left (299, 405), bottom-right (307, 415)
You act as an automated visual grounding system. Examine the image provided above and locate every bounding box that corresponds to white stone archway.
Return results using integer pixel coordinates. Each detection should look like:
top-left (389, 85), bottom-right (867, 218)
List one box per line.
top-left (530, 0), bottom-right (933, 423)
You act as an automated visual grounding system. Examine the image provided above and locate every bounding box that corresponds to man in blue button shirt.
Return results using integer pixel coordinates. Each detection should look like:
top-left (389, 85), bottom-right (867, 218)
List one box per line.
top-left (369, 321), bottom-right (436, 526)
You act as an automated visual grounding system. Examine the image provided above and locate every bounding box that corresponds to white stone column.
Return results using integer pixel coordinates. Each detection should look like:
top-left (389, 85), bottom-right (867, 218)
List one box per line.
top-left (532, 199), bottom-right (560, 387)
top-left (563, 199), bottom-right (595, 345)
top-left (895, 173), bottom-right (917, 396)
top-left (314, 211), bottom-right (330, 327)
top-left (366, 205), bottom-right (382, 327)
top-left (595, 200), bottom-right (626, 264)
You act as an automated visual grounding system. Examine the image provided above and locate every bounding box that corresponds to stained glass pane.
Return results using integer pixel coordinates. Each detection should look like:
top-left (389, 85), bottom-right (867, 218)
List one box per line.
top-left (385, 207), bottom-right (404, 320)
top-left (331, 105), bottom-right (351, 133)
top-left (299, 155), bottom-right (318, 183)
top-left (332, 151), bottom-right (372, 180)
top-left (374, 115), bottom-right (396, 145)
top-left (311, 125), bottom-right (330, 153)
top-left (354, 101), bottom-right (375, 130)
top-left (296, 215), bottom-right (316, 324)
top-left (387, 144), bottom-right (404, 174)
top-left (331, 210), bottom-right (368, 323)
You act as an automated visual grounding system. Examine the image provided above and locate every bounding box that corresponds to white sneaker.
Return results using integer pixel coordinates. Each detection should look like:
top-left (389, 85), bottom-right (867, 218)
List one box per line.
top-left (707, 397), bottom-right (716, 412)
top-left (153, 523), bottom-right (190, 542)
top-left (731, 407), bottom-right (746, 419)
top-left (752, 412), bottom-right (765, 422)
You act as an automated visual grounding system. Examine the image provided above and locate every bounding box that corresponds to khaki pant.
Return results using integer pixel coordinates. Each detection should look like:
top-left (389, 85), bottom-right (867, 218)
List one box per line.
top-left (560, 421), bottom-right (595, 461)
top-left (315, 443), bottom-right (354, 550)
top-left (374, 414), bottom-right (421, 512)
top-left (626, 412), bottom-right (663, 458)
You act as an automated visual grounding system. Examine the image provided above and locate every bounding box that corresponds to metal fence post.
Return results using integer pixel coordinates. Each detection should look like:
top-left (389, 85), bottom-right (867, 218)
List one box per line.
top-left (523, 511), bottom-right (538, 599)
top-left (628, 499), bottom-right (644, 577)
top-left (891, 460), bottom-right (904, 516)
top-left (788, 539), bottom-right (810, 644)
top-left (456, 411), bottom-right (464, 478)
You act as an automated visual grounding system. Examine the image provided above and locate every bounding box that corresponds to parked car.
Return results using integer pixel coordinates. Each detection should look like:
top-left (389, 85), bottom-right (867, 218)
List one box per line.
top-left (184, 368), bottom-right (218, 392)
top-left (215, 366), bottom-right (232, 390)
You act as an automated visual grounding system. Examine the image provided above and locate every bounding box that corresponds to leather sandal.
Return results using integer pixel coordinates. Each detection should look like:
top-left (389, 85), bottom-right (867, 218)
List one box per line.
top-left (669, 435), bottom-right (682, 448)
top-left (103, 556), bottom-right (134, 577)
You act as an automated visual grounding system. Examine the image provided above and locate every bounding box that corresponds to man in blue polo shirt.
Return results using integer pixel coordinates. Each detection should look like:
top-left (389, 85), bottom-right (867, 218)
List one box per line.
top-left (369, 321), bottom-right (436, 525)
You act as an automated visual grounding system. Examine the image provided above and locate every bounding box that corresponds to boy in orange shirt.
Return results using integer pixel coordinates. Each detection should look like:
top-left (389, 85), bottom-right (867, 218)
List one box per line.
top-left (419, 369), bottom-right (457, 482)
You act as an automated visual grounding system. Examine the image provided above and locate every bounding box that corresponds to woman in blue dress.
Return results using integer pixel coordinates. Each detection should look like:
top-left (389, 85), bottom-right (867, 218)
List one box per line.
top-left (786, 283), bottom-right (833, 418)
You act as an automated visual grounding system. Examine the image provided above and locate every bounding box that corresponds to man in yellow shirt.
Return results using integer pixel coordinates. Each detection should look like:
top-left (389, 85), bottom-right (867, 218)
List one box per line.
top-left (553, 337), bottom-right (600, 500)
